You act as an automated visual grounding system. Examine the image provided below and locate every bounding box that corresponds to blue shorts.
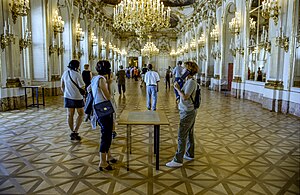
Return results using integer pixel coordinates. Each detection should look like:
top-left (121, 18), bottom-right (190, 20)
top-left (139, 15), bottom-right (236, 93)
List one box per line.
top-left (64, 98), bottom-right (84, 108)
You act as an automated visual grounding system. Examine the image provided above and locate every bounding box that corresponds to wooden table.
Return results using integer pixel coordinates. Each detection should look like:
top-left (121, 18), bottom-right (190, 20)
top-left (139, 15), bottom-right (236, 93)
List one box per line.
top-left (118, 111), bottom-right (169, 171)
top-left (23, 86), bottom-right (45, 108)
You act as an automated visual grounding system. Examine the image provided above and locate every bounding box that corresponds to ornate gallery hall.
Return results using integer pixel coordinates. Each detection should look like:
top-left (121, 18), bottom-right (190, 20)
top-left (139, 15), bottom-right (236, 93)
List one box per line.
top-left (0, 0), bottom-right (299, 194)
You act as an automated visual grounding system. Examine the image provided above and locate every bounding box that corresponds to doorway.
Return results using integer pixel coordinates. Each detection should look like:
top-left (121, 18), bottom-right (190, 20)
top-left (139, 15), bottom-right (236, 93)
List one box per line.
top-left (228, 63), bottom-right (233, 91)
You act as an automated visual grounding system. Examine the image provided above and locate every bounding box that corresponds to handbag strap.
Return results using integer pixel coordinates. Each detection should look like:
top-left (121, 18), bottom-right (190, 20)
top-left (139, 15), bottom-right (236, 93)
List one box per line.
top-left (68, 70), bottom-right (82, 92)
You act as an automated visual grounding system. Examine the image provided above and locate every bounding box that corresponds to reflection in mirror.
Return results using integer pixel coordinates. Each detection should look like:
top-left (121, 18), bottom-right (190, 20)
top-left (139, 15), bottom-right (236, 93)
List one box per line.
top-left (248, 0), bottom-right (269, 82)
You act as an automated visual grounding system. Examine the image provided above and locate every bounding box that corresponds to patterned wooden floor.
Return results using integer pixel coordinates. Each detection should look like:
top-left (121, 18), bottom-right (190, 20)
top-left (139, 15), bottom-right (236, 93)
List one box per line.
top-left (0, 80), bottom-right (299, 194)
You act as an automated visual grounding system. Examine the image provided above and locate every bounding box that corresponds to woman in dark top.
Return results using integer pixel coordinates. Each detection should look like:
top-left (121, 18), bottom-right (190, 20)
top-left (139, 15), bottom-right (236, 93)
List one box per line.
top-left (82, 64), bottom-right (92, 92)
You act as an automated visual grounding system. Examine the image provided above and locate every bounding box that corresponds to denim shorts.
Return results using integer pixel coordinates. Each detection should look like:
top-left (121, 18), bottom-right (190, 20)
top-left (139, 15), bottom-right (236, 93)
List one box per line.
top-left (64, 98), bottom-right (84, 108)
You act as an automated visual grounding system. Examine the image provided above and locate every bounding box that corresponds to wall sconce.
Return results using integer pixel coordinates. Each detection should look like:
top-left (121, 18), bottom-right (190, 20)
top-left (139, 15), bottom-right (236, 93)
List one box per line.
top-left (1, 22), bottom-right (15, 50)
top-left (52, 10), bottom-right (64, 37)
top-left (170, 49), bottom-right (176, 56)
top-left (210, 26), bottom-right (219, 42)
top-left (121, 49), bottom-right (127, 56)
top-left (262, 0), bottom-right (280, 25)
top-left (19, 28), bottom-right (31, 52)
top-left (249, 17), bottom-right (256, 35)
top-left (190, 39), bottom-right (196, 50)
top-left (75, 23), bottom-right (84, 43)
top-left (229, 12), bottom-right (240, 35)
top-left (10, 0), bottom-right (30, 24)
top-left (91, 32), bottom-right (98, 46)
top-left (197, 33), bottom-right (205, 48)
top-left (0, 34), bottom-right (8, 50)
top-left (275, 27), bottom-right (289, 52)
top-left (49, 44), bottom-right (58, 55)
top-left (100, 38), bottom-right (106, 47)
top-left (58, 43), bottom-right (64, 55)
top-left (211, 45), bottom-right (220, 59)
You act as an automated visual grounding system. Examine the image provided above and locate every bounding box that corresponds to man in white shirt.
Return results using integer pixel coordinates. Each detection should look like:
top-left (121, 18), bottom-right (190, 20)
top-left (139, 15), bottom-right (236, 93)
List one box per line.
top-left (144, 64), bottom-right (160, 111)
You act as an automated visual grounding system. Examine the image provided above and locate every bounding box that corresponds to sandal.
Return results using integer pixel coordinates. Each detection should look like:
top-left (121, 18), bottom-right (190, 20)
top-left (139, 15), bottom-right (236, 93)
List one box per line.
top-left (99, 164), bottom-right (114, 171)
top-left (107, 158), bottom-right (118, 164)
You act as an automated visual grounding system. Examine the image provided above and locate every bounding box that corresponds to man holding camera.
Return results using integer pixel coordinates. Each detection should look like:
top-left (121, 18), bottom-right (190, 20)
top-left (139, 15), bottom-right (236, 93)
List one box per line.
top-left (144, 64), bottom-right (160, 111)
top-left (166, 61), bottom-right (199, 168)
top-left (172, 61), bottom-right (184, 103)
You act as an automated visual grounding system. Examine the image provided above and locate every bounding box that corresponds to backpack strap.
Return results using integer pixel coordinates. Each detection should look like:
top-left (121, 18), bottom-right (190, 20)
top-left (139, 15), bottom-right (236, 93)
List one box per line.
top-left (68, 70), bottom-right (82, 92)
top-left (190, 83), bottom-right (200, 104)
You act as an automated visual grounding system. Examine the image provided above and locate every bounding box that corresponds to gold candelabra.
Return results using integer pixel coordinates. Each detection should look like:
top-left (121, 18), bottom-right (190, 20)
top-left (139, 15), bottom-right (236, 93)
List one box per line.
top-left (1, 23), bottom-right (15, 50)
top-left (198, 33), bottom-right (205, 48)
top-left (58, 43), bottom-right (64, 55)
top-left (19, 28), bottom-right (32, 52)
top-left (170, 49), bottom-right (176, 57)
top-left (249, 17), bottom-right (256, 35)
top-left (10, 0), bottom-right (30, 24)
top-left (75, 23), bottom-right (84, 43)
top-left (210, 26), bottom-right (219, 42)
top-left (262, 0), bottom-right (280, 25)
top-left (49, 44), bottom-right (58, 55)
top-left (275, 27), bottom-right (289, 52)
top-left (113, 0), bottom-right (171, 37)
top-left (91, 32), bottom-right (98, 46)
top-left (52, 10), bottom-right (64, 37)
top-left (229, 12), bottom-right (240, 35)
top-left (190, 39), bottom-right (196, 51)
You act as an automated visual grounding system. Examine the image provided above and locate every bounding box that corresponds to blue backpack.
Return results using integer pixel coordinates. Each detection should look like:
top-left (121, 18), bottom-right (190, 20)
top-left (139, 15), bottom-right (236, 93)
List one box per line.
top-left (190, 84), bottom-right (201, 109)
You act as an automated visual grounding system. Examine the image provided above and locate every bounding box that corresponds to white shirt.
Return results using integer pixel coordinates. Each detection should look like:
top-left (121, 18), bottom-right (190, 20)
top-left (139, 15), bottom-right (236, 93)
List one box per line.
top-left (144, 70), bottom-right (160, 86)
top-left (61, 70), bottom-right (85, 100)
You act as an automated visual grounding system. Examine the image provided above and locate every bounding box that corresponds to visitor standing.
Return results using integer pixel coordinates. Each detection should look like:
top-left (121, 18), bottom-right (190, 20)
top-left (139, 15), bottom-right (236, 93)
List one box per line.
top-left (173, 61), bottom-right (184, 102)
top-left (144, 64), bottom-right (160, 111)
top-left (116, 65), bottom-right (126, 96)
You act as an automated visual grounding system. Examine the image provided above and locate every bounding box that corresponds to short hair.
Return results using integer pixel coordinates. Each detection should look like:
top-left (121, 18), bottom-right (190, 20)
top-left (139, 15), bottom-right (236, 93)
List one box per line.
top-left (68, 60), bottom-right (80, 71)
top-left (95, 60), bottom-right (111, 75)
top-left (119, 65), bottom-right (124, 69)
top-left (177, 61), bottom-right (182, 66)
top-left (148, 64), bottom-right (153, 70)
top-left (184, 61), bottom-right (199, 76)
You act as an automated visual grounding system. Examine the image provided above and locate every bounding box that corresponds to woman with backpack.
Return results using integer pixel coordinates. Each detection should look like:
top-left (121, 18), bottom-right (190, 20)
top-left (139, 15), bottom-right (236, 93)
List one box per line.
top-left (166, 61), bottom-right (199, 168)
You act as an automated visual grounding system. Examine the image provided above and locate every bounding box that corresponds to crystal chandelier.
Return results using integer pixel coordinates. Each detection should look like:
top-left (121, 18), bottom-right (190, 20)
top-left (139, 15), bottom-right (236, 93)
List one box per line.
top-left (52, 10), bottom-right (64, 36)
top-left (75, 23), bottom-right (84, 43)
top-left (229, 12), bottom-right (240, 35)
top-left (113, 0), bottom-right (171, 37)
top-left (141, 36), bottom-right (159, 57)
top-left (10, 0), bottom-right (30, 24)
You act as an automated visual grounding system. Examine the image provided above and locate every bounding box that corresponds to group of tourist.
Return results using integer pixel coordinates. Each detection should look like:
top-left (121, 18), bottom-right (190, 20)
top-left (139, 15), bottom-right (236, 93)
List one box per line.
top-left (60, 59), bottom-right (200, 171)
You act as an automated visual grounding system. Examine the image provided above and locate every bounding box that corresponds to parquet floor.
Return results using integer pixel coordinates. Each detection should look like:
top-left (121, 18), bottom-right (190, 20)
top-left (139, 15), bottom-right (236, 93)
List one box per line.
top-left (0, 79), bottom-right (299, 194)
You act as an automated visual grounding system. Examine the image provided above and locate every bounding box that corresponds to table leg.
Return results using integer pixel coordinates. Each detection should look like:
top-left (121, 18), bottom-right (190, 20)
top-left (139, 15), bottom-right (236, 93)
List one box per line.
top-left (154, 125), bottom-right (160, 170)
top-left (154, 125), bottom-right (157, 154)
top-left (129, 125), bottom-right (132, 154)
top-left (127, 125), bottom-right (130, 171)
top-left (42, 87), bottom-right (45, 106)
top-left (32, 88), bottom-right (35, 106)
top-left (25, 88), bottom-right (28, 108)
top-left (36, 87), bottom-right (39, 108)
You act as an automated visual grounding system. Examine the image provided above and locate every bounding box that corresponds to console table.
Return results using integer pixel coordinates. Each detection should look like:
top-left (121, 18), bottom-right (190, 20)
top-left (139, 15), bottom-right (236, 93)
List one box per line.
top-left (118, 111), bottom-right (169, 171)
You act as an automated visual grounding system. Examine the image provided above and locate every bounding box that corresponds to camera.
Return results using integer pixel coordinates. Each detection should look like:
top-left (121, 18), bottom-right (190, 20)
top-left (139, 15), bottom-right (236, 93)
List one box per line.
top-left (177, 69), bottom-right (191, 84)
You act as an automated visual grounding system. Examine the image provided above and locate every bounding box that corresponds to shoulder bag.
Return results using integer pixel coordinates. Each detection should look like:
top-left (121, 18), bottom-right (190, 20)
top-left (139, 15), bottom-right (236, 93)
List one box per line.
top-left (93, 76), bottom-right (115, 118)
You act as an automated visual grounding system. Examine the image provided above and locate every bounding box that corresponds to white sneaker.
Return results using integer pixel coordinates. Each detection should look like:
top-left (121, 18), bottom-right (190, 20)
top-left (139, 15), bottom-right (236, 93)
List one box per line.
top-left (166, 160), bottom-right (183, 168)
top-left (183, 154), bottom-right (194, 161)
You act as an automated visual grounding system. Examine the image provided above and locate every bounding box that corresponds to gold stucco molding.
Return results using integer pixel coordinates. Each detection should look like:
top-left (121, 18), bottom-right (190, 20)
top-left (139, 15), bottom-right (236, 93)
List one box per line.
top-left (233, 76), bottom-right (242, 83)
top-left (265, 80), bottom-right (284, 90)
